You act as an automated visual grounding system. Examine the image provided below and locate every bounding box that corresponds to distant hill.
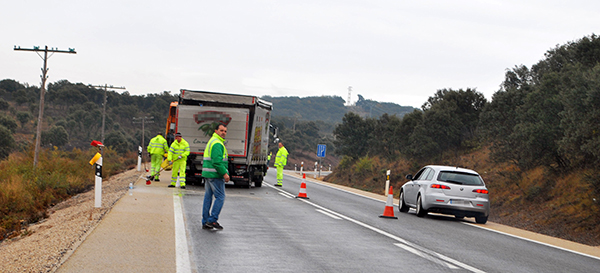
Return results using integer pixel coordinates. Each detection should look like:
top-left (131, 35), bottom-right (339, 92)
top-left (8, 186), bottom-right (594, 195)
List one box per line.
top-left (261, 94), bottom-right (416, 125)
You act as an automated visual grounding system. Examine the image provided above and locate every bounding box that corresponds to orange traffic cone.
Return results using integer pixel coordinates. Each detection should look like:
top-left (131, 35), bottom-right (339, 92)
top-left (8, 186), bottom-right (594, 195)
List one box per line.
top-left (296, 173), bottom-right (310, 199)
top-left (379, 186), bottom-right (398, 219)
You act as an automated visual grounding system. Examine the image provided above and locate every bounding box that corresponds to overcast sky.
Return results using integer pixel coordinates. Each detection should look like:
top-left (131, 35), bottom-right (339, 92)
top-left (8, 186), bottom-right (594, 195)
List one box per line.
top-left (2, 0), bottom-right (598, 108)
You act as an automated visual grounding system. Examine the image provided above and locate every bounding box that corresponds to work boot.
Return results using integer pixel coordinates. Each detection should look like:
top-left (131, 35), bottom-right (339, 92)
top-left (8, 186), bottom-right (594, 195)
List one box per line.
top-left (202, 223), bottom-right (214, 229)
top-left (168, 184), bottom-right (175, 188)
top-left (154, 178), bottom-right (160, 182)
top-left (274, 183), bottom-right (282, 187)
top-left (181, 186), bottom-right (186, 189)
top-left (211, 222), bottom-right (223, 230)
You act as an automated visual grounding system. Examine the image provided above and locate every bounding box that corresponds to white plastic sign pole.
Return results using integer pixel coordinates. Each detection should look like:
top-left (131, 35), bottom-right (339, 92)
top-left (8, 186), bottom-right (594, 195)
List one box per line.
top-left (95, 156), bottom-right (103, 208)
top-left (385, 170), bottom-right (391, 196)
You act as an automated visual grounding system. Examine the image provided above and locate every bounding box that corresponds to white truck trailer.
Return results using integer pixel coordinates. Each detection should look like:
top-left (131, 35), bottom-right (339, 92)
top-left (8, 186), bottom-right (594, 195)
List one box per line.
top-left (165, 89), bottom-right (273, 187)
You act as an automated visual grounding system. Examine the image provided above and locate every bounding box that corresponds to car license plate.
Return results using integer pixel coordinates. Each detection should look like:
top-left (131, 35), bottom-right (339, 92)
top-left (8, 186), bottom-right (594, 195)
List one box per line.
top-left (450, 199), bottom-right (466, 205)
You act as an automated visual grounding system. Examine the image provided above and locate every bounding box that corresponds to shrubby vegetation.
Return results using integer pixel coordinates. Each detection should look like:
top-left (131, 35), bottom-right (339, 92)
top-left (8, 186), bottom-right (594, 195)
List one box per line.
top-left (0, 79), bottom-right (177, 158)
top-left (0, 147), bottom-right (136, 240)
top-left (333, 34), bottom-right (600, 173)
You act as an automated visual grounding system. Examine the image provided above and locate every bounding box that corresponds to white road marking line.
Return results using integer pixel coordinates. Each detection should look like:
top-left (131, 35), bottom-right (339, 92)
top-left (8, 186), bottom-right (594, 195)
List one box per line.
top-left (283, 172), bottom-right (388, 204)
top-left (394, 243), bottom-right (459, 269)
top-left (173, 194), bottom-right (192, 273)
top-left (279, 192), bottom-right (294, 198)
top-left (267, 183), bottom-right (486, 273)
top-left (274, 175), bottom-right (600, 263)
top-left (316, 209), bottom-right (342, 220)
top-left (463, 222), bottom-right (600, 261)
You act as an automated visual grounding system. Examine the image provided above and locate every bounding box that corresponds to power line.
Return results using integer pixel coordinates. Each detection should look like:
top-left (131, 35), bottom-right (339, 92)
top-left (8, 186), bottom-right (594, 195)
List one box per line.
top-left (89, 84), bottom-right (126, 144)
top-left (14, 45), bottom-right (76, 168)
top-left (133, 116), bottom-right (154, 154)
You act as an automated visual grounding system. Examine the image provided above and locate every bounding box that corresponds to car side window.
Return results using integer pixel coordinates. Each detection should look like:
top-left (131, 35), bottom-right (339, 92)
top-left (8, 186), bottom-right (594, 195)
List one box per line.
top-left (425, 168), bottom-right (435, 180)
top-left (413, 168), bottom-right (426, 180)
top-left (419, 168), bottom-right (432, 180)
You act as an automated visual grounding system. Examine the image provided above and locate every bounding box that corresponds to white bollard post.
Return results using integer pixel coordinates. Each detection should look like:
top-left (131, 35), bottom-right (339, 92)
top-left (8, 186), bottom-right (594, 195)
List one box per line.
top-left (314, 161), bottom-right (318, 178)
top-left (95, 155), bottom-right (103, 208)
top-left (385, 170), bottom-right (391, 196)
top-left (300, 161), bottom-right (304, 173)
top-left (137, 146), bottom-right (142, 171)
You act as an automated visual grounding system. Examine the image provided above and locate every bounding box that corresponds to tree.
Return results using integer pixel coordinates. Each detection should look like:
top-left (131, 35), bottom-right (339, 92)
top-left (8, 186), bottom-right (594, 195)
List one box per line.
top-left (16, 111), bottom-right (33, 127)
top-left (405, 88), bottom-right (487, 159)
top-left (41, 126), bottom-right (69, 147)
top-left (367, 113), bottom-right (403, 160)
top-left (333, 112), bottom-right (373, 159)
top-left (0, 114), bottom-right (18, 133)
top-left (0, 98), bottom-right (9, 111)
top-left (104, 131), bottom-right (131, 153)
top-left (0, 79), bottom-right (21, 94)
top-left (558, 65), bottom-right (600, 167)
top-left (0, 125), bottom-right (15, 159)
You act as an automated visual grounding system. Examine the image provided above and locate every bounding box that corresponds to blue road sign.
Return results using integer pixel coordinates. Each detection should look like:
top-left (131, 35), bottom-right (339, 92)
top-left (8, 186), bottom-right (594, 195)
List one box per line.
top-left (317, 144), bottom-right (326, 158)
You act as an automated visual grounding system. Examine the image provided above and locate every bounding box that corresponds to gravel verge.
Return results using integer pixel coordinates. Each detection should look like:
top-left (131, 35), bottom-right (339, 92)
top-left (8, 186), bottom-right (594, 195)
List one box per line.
top-left (0, 169), bottom-right (141, 273)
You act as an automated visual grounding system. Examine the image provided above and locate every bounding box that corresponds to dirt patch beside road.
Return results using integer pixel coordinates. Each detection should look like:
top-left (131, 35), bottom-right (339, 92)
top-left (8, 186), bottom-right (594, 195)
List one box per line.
top-left (0, 169), bottom-right (142, 273)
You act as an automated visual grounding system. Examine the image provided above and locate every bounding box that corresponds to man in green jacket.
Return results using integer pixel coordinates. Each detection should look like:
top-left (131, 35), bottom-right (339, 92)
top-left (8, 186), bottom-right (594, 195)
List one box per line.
top-left (147, 132), bottom-right (168, 181)
top-left (168, 132), bottom-right (190, 189)
top-left (202, 123), bottom-right (230, 230)
top-left (274, 142), bottom-right (288, 187)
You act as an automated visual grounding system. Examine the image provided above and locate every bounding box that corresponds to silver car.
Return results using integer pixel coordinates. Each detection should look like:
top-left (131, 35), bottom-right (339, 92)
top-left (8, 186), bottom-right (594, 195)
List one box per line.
top-left (398, 165), bottom-right (490, 224)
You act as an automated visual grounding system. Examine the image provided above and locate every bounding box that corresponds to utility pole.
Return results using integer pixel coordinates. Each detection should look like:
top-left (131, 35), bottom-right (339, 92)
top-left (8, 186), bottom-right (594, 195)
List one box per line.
top-left (89, 84), bottom-right (126, 143)
top-left (133, 116), bottom-right (154, 159)
top-left (14, 45), bottom-right (76, 168)
top-left (347, 86), bottom-right (352, 106)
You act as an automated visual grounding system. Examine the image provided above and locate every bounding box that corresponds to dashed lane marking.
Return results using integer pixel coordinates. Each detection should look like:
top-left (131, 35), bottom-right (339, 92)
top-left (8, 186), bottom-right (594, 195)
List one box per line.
top-left (266, 183), bottom-right (486, 273)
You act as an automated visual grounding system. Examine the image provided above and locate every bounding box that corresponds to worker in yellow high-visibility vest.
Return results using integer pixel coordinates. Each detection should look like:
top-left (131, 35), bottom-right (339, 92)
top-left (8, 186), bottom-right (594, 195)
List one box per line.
top-left (201, 123), bottom-right (230, 230)
top-left (274, 142), bottom-right (288, 187)
top-left (147, 132), bottom-right (168, 181)
top-left (168, 132), bottom-right (190, 189)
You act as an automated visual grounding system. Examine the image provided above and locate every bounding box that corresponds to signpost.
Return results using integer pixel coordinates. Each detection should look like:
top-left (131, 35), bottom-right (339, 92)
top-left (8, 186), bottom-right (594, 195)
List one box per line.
top-left (317, 144), bottom-right (326, 177)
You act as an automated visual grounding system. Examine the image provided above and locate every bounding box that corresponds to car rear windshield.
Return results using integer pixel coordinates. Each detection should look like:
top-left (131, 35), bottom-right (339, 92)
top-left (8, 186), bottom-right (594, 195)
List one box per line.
top-left (437, 171), bottom-right (484, 186)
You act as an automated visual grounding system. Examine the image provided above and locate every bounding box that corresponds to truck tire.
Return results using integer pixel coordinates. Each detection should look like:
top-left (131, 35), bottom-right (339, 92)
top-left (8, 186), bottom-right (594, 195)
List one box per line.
top-left (255, 176), bottom-right (263, 188)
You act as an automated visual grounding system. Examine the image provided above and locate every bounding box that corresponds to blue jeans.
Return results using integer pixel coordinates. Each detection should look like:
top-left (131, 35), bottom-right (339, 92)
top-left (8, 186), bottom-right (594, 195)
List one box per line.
top-left (202, 178), bottom-right (226, 225)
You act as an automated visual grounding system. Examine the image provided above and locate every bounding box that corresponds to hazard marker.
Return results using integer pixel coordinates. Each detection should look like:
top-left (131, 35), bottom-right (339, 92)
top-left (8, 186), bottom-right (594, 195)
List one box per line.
top-left (296, 173), bottom-right (310, 199)
top-left (380, 186), bottom-right (398, 219)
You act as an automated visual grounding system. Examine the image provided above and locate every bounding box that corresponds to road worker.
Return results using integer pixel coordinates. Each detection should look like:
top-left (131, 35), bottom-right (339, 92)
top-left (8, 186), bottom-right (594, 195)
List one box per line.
top-left (147, 132), bottom-right (168, 181)
top-left (168, 132), bottom-right (190, 189)
top-left (202, 123), bottom-right (230, 230)
top-left (274, 142), bottom-right (288, 187)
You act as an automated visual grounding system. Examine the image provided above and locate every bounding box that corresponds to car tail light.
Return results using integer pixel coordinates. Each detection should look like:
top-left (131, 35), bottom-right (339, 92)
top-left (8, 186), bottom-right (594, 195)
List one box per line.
top-left (431, 184), bottom-right (451, 189)
top-left (473, 189), bottom-right (489, 194)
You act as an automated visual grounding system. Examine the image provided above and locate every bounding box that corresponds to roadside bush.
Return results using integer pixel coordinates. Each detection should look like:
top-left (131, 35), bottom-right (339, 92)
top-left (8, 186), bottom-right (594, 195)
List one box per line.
top-left (0, 114), bottom-right (17, 133)
top-left (0, 125), bottom-right (15, 159)
top-left (0, 146), bottom-right (134, 240)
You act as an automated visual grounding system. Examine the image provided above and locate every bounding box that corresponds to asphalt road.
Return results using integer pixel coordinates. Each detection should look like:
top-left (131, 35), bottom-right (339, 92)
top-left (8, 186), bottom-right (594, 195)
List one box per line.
top-left (180, 171), bottom-right (600, 273)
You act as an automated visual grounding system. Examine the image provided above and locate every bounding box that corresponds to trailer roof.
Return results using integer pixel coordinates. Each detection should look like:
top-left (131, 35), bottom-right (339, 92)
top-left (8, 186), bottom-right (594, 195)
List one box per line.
top-left (180, 89), bottom-right (272, 108)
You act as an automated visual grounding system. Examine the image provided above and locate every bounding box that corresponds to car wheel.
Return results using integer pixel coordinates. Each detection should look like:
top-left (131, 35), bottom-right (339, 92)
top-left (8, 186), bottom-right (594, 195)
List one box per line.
top-left (398, 191), bottom-right (409, 213)
top-left (475, 215), bottom-right (488, 224)
top-left (416, 195), bottom-right (427, 217)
